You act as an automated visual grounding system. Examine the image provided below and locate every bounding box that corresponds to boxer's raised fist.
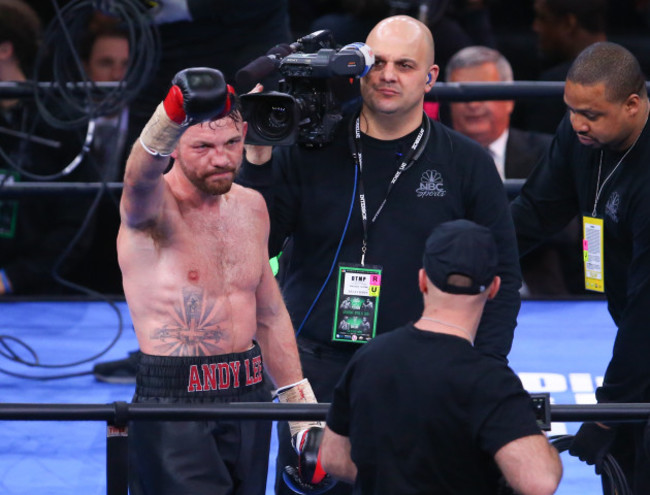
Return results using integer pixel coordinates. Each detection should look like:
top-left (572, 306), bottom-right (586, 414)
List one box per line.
top-left (163, 68), bottom-right (232, 125)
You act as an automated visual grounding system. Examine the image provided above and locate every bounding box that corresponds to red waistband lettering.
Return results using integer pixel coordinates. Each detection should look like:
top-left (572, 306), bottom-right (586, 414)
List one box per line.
top-left (187, 357), bottom-right (261, 393)
top-left (245, 356), bottom-right (263, 386)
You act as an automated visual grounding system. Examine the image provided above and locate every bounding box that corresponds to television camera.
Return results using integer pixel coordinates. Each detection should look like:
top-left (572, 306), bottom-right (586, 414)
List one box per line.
top-left (237, 30), bottom-right (374, 147)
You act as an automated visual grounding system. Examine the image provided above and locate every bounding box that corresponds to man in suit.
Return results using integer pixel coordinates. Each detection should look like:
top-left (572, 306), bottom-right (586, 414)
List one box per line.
top-left (445, 45), bottom-right (583, 297)
top-left (445, 45), bottom-right (551, 180)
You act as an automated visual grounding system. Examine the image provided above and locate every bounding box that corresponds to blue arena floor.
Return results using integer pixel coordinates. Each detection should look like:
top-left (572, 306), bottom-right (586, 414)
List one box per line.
top-left (0, 298), bottom-right (617, 494)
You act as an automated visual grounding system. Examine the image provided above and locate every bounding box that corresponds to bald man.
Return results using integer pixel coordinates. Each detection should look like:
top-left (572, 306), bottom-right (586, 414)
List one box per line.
top-left (239, 15), bottom-right (521, 495)
top-left (320, 219), bottom-right (562, 495)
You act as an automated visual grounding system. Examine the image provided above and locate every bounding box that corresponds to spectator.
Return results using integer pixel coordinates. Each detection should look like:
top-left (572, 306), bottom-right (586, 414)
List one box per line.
top-left (72, 18), bottom-right (131, 295)
top-left (444, 46), bottom-right (550, 180)
top-left (0, 0), bottom-right (91, 296)
top-left (80, 19), bottom-right (130, 181)
top-left (519, 0), bottom-right (607, 134)
top-left (320, 219), bottom-right (563, 495)
top-left (444, 45), bottom-right (585, 297)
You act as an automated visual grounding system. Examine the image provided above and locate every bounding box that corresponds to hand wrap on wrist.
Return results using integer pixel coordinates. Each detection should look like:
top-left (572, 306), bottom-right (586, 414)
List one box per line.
top-left (274, 378), bottom-right (324, 438)
top-left (139, 103), bottom-right (184, 157)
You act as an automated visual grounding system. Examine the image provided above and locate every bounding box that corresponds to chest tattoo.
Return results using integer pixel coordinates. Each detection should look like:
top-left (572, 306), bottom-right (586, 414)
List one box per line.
top-left (151, 287), bottom-right (227, 356)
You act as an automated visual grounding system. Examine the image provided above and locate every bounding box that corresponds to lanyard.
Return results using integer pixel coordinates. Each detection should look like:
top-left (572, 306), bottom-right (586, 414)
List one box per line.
top-left (348, 112), bottom-right (431, 264)
top-left (591, 126), bottom-right (645, 217)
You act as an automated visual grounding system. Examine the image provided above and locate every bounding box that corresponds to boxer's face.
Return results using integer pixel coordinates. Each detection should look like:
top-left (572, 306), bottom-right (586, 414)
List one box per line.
top-left (174, 116), bottom-right (247, 196)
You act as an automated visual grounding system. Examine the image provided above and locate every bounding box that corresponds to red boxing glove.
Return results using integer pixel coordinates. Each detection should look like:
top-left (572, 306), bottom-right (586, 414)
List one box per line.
top-left (162, 68), bottom-right (234, 126)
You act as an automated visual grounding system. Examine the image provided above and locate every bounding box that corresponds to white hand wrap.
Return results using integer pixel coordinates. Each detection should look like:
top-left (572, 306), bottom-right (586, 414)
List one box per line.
top-left (139, 103), bottom-right (185, 157)
top-left (275, 378), bottom-right (324, 437)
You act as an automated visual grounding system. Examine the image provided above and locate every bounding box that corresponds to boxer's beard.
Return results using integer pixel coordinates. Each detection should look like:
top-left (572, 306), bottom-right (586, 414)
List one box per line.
top-left (179, 159), bottom-right (240, 196)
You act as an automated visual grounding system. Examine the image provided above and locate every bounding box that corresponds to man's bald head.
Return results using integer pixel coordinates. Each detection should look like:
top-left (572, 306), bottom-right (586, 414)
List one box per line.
top-left (366, 15), bottom-right (435, 66)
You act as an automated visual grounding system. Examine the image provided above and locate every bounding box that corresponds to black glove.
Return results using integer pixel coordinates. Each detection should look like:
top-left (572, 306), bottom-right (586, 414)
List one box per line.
top-left (282, 427), bottom-right (337, 494)
top-left (569, 422), bottom-right (617, 474)
top-left (163, 68), bottom-right (233, 126)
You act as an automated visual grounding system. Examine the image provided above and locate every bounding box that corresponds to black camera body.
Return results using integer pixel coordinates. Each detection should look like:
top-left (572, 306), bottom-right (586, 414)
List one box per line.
top-left (240, 30), bottom-right (374, 147)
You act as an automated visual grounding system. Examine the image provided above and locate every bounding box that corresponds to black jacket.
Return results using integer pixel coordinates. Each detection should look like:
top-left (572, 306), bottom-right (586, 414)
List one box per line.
top-left (239, 111), bottom-right (521, 362)
top-left (512, 113), bottom-right (650, 402)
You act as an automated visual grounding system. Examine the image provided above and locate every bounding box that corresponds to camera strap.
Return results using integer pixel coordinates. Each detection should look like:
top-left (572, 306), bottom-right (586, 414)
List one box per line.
top-left (349, 112), bottom-right (431, 265)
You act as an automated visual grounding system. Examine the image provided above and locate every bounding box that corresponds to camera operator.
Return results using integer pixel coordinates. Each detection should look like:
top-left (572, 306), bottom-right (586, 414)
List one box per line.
top-left (239, 15), bottom-right (521, 495)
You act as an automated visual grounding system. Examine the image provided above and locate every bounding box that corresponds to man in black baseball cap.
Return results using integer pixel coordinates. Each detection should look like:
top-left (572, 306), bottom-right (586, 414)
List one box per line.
top-left (423, 218), bottom-right (499, 297)
top-left (318, 219), bottom-right (562, 495)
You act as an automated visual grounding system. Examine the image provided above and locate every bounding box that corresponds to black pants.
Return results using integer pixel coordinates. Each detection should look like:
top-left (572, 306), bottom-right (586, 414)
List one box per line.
top-left (274, 338), bottom-right (358, 495)
top-left (603, 423), bottom-right (650, 495)
top-left (129, 349), bottom-right (273, 495)
top-left (130, 416), bottom-right (272, 495)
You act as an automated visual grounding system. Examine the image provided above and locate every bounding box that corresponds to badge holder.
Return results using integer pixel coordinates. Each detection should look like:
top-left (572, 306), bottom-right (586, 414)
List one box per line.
top-left (583, 216), bottom-right (604, 293)
top-left (332, 263), bottom-right (382, 343)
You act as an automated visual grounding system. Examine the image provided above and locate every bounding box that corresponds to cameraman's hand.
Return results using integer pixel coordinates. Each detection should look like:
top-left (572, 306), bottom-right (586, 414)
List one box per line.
top-left (244, 84), bottom-right (273, 165)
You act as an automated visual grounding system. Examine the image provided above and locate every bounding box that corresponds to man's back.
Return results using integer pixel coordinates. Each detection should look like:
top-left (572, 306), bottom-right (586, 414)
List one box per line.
top-left (327, 323), bottom-right (542, 494)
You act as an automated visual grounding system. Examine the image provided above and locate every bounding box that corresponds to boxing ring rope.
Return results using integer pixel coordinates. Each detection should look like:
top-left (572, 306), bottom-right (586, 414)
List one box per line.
top-left (0, 179), bottom-right (527, 201)
top-left (3, 80), bottom-right (650, 493)
top-left (0, 80), bottom-right (129, 97)
top-left (2, 400), bottom-right (650, 424)
top-left (7, 79), bottom-right (650, 101)
top-left (1, 401), bottom-right (650, 495)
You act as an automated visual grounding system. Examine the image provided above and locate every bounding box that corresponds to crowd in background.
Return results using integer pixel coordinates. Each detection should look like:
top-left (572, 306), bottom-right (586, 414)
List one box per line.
top-left (4, 1), bottom-right (650, 494)
top-left (2, 0), bottom-right (649, 298)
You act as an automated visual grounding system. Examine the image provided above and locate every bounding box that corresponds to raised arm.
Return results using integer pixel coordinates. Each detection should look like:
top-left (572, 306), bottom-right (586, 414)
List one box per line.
top-left (121, 68), bottom-right (232, 228)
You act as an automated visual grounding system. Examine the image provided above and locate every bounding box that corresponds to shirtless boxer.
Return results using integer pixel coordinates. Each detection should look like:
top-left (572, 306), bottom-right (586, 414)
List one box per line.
top-left (120, 68), bottom-right (330, 495)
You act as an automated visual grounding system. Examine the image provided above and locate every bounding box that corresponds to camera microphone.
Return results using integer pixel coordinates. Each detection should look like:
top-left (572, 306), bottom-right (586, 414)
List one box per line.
top-left (235, 43), bottom-right (297, 90)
